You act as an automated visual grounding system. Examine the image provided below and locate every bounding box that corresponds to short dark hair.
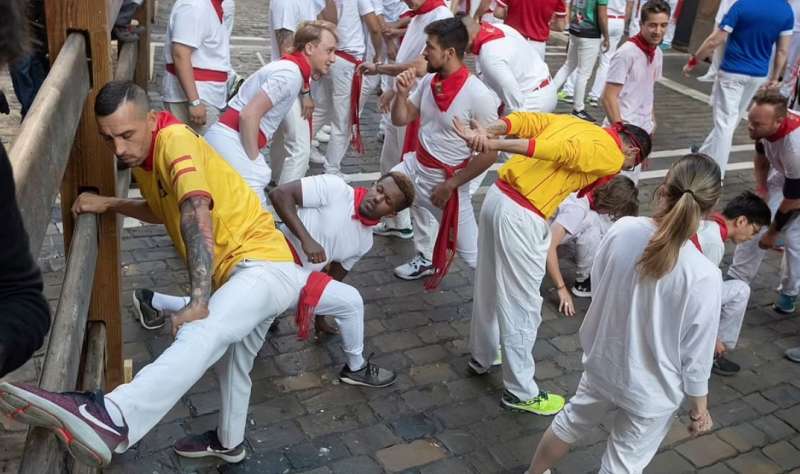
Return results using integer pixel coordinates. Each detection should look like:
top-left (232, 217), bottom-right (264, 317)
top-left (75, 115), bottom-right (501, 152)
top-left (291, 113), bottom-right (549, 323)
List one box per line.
top-left (379, 172), bottom-right (415, 211)
top-left (0, 0), bottom-right (30, 66)
top-left (424, 16), bottom-right (469, 59)
top-left (722, 191), bottom-right (771, 227)
top-left (619, 123), bottom-right (653, 165)
top-left (752, 88), bottom-right (789, 118)
top-left (640, 0), bottom-right (671, 24)
top-left (95, 80), bottom-right (150, 117)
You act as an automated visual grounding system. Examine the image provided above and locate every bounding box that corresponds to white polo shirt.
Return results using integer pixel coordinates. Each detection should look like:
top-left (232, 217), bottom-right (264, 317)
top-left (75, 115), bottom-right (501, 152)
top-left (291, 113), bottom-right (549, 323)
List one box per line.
top-left (334, 0), bottom-right (375, 58)
top-left (281, 175), bottom-right (375, 272)
top-left (269, 0), bottom-right (324, 62)
top-left (604, 41), bottom-right (662, 134)
top-left (162, 0), bottom-right (231, 109)
top-left (554, 194), bottom-right (592, 236)
top-left (226, 59), bottom-right (304, 141)
top-left (474, 23), bottom-right (551, 112)
top-left (383, 0), bottom-right (410, 21)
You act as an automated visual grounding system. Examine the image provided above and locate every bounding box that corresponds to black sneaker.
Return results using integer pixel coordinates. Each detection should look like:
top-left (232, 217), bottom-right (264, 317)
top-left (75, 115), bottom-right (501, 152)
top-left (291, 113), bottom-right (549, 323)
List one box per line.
top-left (571, 109), bottom-right (596, 122)
top-left (174, 430), bottom-right (246, 463)
top-left (689, 144), bottom-right (700, 154)
top-left (571, 277), bottom-right (592, 298)
top-left (132, 289), bottom-right (165, 330)
top-left (712, 354), bottom-right (740, 376)
top-left (339, 357), bottom-right (397, 388)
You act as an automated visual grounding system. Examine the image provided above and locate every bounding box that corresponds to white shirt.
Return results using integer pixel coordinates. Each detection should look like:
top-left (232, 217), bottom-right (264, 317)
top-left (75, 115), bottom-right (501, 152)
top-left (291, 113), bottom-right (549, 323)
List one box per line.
top-left (269, 0), bottom-right (324, 62)
top-left (580, 216), bottom-right (722, 418)
top-left (475, 23), bottom-right (551, 112)
top-left (695, 220), bottom-right (726, 267)
top-left (382, 0), bottom-right (410, 21)
top-left (162, 0), bottom-right (231, 108)
top-left (791, 0), bottom-right (800, 33)
top-left (396, 6), bottom-right (452, 64)
top-left (226, 59), bottom-right (304, 142)
top-left (604, 41), bottom-right (662, 134)
top-left (607, 0), bottom-right (628, 17)
top-left (409, 73), bottom-right (499, 166)
top-left (554, 194), bottom-right (592, 236)
top-left (760, 112), bottom-right (800, 181)
top-left (334, 0), bottom-right (375, 58)
top-left (281, 175), bottom-right (374, 271)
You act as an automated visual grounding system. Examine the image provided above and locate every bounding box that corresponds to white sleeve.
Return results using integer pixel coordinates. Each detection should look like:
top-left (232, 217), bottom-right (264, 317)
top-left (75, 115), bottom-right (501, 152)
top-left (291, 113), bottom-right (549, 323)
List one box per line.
top-left (408, 75), bottom-right (430, 109)
top-left (679, 271), bottom-right (722, 397)
top-left (358, 0), bottom-right (376, 15)
top-left (781, 135), bottom-right (800, 179)
top-left (554, 196), bottom-right (589, 236)
top-left (170, 3), bottom-right (206, 48)
top-left (477, 53), bottom-right (524, 112)
top-left (605, 46), bottom-right (632, 85)
top-left (260, 66), bottom-right (302, 106)
top-left (300, 175), bottom-right (352, 208)
top-left (341, 249), bottom-right (366, 271)
top-left (270, 0), bottom-right (299, 31)
top-left (470, 80), bottom-right (500, 126)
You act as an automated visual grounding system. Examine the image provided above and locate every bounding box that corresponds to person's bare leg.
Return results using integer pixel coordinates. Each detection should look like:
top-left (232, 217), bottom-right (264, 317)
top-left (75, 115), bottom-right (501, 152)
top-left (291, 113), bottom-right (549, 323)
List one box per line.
top-left (528, 427), bottom-right (571, 474)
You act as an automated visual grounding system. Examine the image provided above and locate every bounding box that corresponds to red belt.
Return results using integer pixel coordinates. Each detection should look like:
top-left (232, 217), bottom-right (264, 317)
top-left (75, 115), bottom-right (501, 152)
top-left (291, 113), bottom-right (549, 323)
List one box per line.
top-left (165, 63), bottom-right (228, 82)
top-left (218, 108), bottom-right (268, 149)
top-left (335, 51), bottom-right (365, 154)
top-left (284, 237), bottom-right (333, 341)
top-left (532, 77), bottom-right (551, 92)
top-left (495, 179), bottom-right (545, 219)
top-left (608, 15), bottom-right (626, 19)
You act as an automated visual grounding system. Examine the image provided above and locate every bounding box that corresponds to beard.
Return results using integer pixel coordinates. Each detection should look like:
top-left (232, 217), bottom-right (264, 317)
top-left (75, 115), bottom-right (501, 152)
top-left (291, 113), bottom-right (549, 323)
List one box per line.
top-left (427, 61), bottom-right (442, 74)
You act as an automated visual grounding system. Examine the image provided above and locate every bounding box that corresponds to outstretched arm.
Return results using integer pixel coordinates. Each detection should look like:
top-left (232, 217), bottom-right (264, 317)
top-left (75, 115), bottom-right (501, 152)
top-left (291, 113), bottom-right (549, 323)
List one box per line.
top-left (268, 180), bottom-right (327, 264)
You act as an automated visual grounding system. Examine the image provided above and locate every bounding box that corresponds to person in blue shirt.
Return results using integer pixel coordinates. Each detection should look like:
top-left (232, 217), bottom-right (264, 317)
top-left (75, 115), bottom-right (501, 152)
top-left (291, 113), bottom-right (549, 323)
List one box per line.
top-left (684, 0), bottom-right (793, 178)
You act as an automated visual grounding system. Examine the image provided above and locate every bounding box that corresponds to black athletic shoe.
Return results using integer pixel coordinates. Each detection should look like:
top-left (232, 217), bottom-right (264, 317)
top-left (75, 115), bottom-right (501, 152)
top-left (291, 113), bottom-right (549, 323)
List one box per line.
top-left (174, 430), bottom-right (246, 463)
top-left (571, 109), bottom-right (596, 122)
top-left (132, 289), bottom-right (165, 330)
top-left (712, 354), bottom-right (740, 376)
top-left (339, 357), bottom-right (397, 388)
top-left (571, 277), bottom-right (592, 298)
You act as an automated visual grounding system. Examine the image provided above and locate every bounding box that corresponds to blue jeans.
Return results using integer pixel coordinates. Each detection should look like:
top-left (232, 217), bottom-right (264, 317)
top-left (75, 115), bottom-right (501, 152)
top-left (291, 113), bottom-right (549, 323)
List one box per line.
top-left (9, 53), bottom-right (49, 118)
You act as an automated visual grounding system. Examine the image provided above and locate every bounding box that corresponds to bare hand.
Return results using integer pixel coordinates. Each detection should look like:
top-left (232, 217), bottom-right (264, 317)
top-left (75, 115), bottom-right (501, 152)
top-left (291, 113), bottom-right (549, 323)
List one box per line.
top-left (759, 229), bottom-right (779, 250)
top-left (302, 238), bottom-right (327, 264)
top-left (170, 304), bottom-right (209, 337)
top-left (379, 89), bottom-right (395, 114)
top-left (301, 95), bottom-right (315, 120)
top-left (682, 63), bottom-right (695, 77)
top-left (714, 339), bottom-right (726, 355)
top-left (602, 37), bottom-right (610, 53)
top-left (761, 80), bottom-right (781, 91)
top-left (431, 180), bottom-right (456, 208)
top-left (71, 192), bottom-right (111, 217)
top-left (688, 411), bottom-right (713, 436)
top-left (189, 102), bottom-right (207, 126)
top-left (358, 62), bottom-right (379, 76)
top-left (557, 287), bottom-right (576, 317)
top-left (453, 118), bottom-right (490, 153)
top-left (395, 68), bottom-right (417, 96)
top-left (755, 185), bottom-right (769, 199)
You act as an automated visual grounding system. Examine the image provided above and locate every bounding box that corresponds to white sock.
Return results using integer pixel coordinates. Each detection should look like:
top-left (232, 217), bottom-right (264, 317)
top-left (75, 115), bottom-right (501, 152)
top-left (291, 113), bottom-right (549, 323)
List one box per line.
top-left (151, 292), bottom-right (189, 312)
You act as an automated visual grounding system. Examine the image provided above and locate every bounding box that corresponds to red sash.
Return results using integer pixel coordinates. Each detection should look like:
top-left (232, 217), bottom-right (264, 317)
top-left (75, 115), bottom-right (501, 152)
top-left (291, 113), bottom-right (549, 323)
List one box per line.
top-left (495, 179), bottom-right (545, 219)
top-left (285, 237), bottom-right (334, 341)
top-left (577, 174), bottom-right (617, 199)
top-left (402, 118), bottom-right (421, 155)
top-left (628, 33), bottom-right (657, 64)
top-left (470, 23), bottom-right (505, 55)
top-left (142, 111), bottom-right (183, 171)
top-left (352, 187), bottom-right (380, 226)
top-left (218, 108), bottom-right (268, 149)
top-left (335, 51), bottom-right (366, 154)
top-left (165, 63), bottom-right (228, 82)
top-left (210, 0), bottom-right (223, 22)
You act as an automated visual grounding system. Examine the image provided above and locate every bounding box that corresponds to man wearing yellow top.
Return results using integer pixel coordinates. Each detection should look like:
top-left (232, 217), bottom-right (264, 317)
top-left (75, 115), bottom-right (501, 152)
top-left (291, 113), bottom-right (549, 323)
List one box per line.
top-left (0, 82), bottom-right (394, 468)
top-left (454, 112), bottom-right (651, 415)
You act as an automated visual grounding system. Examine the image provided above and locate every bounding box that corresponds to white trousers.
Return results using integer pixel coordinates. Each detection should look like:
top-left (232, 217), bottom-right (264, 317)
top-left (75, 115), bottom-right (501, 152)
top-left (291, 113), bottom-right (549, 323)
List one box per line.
top-left (719, 279), bottom-right (750, 349)
top-left (529, 39), bottom-right (547, 61)
top-left (561, 214), bottom-right (605, 281)
top-left (378, 120), bottom-right (412, 230)
top-left (781, 32), bottom-right (800, 99)
top-left (106, 261), bottom-right (363, 450)
top-left (165, 100), bottom-right (222, 136)
top-left (551, 375), bottom-right (675, 474)
top-left (271, 97), bottom-right (311, 185)
top-left (470, 185), bottom-right (550, 401)
top-left (204, 124), bottom-right (271, 209)
top-left (728, 179), bottom-right (800, 296)
top-left (312, 58), bottom-right (357, 174)
top-left (520, 82), bottom-right (558, 113)
top-left (699, 71), bottom-right (766, 176)
top-left (663, 0), bottom-right (679, 45)
top-left (553, 36), bottom-right (602, 112)
top-left (563, 18), bottom-right (626, 99)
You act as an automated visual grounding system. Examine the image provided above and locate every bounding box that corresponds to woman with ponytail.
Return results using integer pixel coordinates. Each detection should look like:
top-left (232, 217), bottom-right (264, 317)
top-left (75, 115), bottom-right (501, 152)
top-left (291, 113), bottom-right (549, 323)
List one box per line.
top-left (526, 154), bottom-right (723, 474)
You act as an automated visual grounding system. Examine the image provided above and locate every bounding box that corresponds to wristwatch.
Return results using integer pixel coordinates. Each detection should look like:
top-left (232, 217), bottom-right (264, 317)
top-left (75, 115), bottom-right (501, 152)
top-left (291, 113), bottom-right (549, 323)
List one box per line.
top-left (189, 98), bottom-right (202, 107)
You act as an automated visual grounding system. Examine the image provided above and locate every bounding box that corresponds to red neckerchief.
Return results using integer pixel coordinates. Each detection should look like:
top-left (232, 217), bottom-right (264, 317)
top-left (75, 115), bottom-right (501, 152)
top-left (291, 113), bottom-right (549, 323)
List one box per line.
top-left (767, 112), bottom-right (800, 142)
top-left (416, 0), bottom-right (446, 14)
top-left (352, 187), bottom-right (380, 226)
top-left (142, 111), bottom-right (183, 171)
top-left (709, 212), bottom-right (729, 241)
top-left (210, 0), bottom-right (224, 22)
top-left (470, 23), bottom-right (505, 55)
top-left (431, 66), bottom-right (470, 112)
top-left (628, 33), bottom-right (657, 64)
top-left (281, 52), bottom-right (312, 90)
top-left (577, 174), bottom-right (616, 199)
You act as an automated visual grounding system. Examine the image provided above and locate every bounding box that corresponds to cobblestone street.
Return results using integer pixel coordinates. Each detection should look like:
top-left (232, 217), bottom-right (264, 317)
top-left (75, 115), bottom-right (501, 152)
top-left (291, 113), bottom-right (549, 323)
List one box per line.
top-left (2, 1), bottom-right (800, 472)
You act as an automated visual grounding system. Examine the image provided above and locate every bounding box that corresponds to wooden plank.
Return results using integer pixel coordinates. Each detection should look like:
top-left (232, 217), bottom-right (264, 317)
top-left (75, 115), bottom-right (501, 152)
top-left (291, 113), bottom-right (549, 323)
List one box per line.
top-left (115, 40), bottom-right (139, 82)
top-left (69, 322), bottom-right (106, 474)
top-left (107, 0), bottom-right (124, 31)
top-left (18, 214), bottom-right (99, 474)
top-left (134, 0), bottom-right (152, 88)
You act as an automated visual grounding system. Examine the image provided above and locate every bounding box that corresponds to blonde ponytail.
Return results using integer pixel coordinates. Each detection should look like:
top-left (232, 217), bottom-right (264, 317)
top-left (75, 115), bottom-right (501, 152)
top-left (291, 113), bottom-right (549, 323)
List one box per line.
top-left (637, 154), bottom-right (721, 280)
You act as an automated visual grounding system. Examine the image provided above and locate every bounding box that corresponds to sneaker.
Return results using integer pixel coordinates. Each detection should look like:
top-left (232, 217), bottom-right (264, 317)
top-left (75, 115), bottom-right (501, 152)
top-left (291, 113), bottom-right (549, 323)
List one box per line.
top-left (339, 358), bottom-right (397, 388)
top-left (659, 42), bottom-right (671, 50)
top-left (311, 139), bottom-right (320, 147)
top-left (557, 90), bottom-right (574, 104)
top-left (310, 146), bottom-right (326, 164)
top-left (315, 130), bottom-right (331, 143)
top-left (712, 353), bottom-right (740, 376)
top-left (112, 24), bottom-right (144, 43)
top-left (587, 96), bottom-right (600, 107)
top-left (501, 389), bottom-right (565, 416)
top-left (321, 124), bottom-right (332, 134)
top-left (697, 72), bottom-right (716, 83)
top-left (373, 221), bottom-right (414, 239)
top-left (394, 254), bottom-right (435, 280)
top-left (467, 358), bottom-right (490, 375)
top-left (174, 430), bottom-right (246, 463)
top-left (571, 109), bottom-right (596, 122)
top-left (0, 383), bottom-right (128, 467)
top-left (689, 144), bottom-right (701, 154)
top-left (132, 289), bottom-right (166, 330)
top-left (773, 293), bottom-right (797, 314)
top-left (786, 347), bottom-right (800, 363)
top-left (571, 277), bottom-right (592, 298)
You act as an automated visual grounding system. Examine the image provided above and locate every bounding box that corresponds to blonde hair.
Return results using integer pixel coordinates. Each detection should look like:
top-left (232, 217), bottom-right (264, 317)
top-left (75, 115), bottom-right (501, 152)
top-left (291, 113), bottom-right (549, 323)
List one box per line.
top-left (637, 154), bottom-right (721, 280)
top-left (292, 20), bottom-right (339, 53)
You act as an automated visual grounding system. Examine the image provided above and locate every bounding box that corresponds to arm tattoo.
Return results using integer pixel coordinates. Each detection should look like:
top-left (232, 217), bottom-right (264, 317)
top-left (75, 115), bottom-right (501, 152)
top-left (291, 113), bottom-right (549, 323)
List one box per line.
top-left (180, 196), bottom-right (214, 307)
top-left (486, 120), bottom-right (509, 137)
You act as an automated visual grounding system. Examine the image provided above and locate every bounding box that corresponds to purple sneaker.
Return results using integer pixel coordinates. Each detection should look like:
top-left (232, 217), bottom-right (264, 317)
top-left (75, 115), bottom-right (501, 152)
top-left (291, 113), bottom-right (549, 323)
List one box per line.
top-left (174, 430), bottom-right (246, 463)
top-left (0, 382), bottom-right (127, 467)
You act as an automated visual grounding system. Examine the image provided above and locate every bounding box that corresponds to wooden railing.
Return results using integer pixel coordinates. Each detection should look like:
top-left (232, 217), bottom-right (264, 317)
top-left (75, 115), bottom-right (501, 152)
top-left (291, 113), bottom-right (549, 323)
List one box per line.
top-left (8, 0), bottom-right (152, 471)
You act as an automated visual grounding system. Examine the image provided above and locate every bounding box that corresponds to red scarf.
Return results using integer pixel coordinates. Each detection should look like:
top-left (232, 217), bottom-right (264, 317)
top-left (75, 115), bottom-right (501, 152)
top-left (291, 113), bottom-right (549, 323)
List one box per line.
top-left (689, 213), bottom-right (729, 254)
top-left (470, 23), bottom-right (505, 55)
top-left (335, 51), bottom-right (365, 154)
top-left (352, 187), bottom-right (380, 226)
top-left (416, 0), bottom-right (446, 14)
top-left (143, 111), bottom-right (183, 171)
top-left (431, 66), bottom-right (470, 112)
top-left (606, 122), bottom-right (646, 167)
top-left (577, 174), bottom-right (616, 199)
top-left (628, 33), bottom-right (657, 64)
top-left (285, 238), bottom-right (334, 341)
top-left (767, 112), bottom-right (800, 142)
top-left (281, 52), bottom-right (313, 91)
top-left (210, 0), bottom-right (224, 22)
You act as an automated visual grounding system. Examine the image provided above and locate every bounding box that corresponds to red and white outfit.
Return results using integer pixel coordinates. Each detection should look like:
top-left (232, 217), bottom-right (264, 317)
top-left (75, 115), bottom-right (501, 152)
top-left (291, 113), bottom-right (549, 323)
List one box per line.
top-left (552, 216), bottom-right (721, 473)
top-left (472, 23), bottom-right (557, 113)
top-left (162, 0), bottom-right (231, 134)
top-left (729, 113), bottom-right (800, 298)
top-left (781, 0), bottom-right (800, 101)
top-left (553, 194), bottom-right (613, 281)
top-left (360, 0), bottom-right (386, 115)
top-left (392, 68), bottom-right (499, 286)
top-left (205, 54), bottom-right (311, 208)
top-left (496, 0), bottom-right (567, 59)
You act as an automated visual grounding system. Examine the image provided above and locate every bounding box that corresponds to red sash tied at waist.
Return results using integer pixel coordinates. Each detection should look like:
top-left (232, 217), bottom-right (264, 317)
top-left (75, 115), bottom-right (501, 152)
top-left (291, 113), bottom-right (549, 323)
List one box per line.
top-left (416, 145), bottom-right (468, 290)
top-left (495, 179), bottom-right (545, 219)
top-left (218, 108), bottom-right (268, 149)
top-left (284, 237), bottom-right (334, 341)
top-left (165, 63), bottom-right (228, 82)
top-left (335, 51), bottom-right (366, 154)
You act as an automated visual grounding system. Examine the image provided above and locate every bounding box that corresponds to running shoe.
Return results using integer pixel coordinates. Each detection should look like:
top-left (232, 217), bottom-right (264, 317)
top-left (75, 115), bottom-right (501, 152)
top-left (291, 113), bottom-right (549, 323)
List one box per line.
top-left (773, 293), bottom-right (797, 314)
top-left (712, 353), bottom-right (740, 376)
top-left (373, 221), bottom-right (414, 239)
top-left (132, 288), bottom-right (165, 330)
top-left (571, 109), bottom-right (596, 122)
top-left (785, 347), bottom-right (800, 363)
top-left (339, 358), bottom-right (397, 388)
top-left (394, 254), bottom-right (434, 280)
top-left (557, 90), bottom-right (574, 104)
top-left (571, 277), bottom-right (592, 298)
top-left (174, 430), bottom-right (246, 463)
top-left (501, 390), bottom-right (565, 415)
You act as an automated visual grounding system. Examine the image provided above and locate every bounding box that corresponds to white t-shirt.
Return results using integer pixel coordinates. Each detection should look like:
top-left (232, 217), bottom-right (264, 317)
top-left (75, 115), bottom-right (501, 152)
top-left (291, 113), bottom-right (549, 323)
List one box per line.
top-left (580, 216), bottom-right (722, 418)
top-left (695, 220), bottom-right (726, 267)
top-left (607, 0), bottom-right (628, 17)
top-left (226, 59), bottom-right (304, 142)
top-left (475, 23), bottom-right (551, 112)
top-left (334, 0), bottom-right (376, 58)
top-left (604, 41), bottom-right (662, 134)
top-left (269, 0), bottom-right (324, 62)
top-left (281, 175), bottom-right (374, 271)
top-left (382, 0), bottom-right (410, 22)
top-left (760, 113), bottom-right (800, 182)
top-left (396, 6), bottom-right (452, 64)
top-left (554, 194), bottom-right (592, 236)
top-left (409, 73), bottom-right (499, 167)
top-left (791, 0), bottom-right (800, 33)
top-left (162, 0), bottom-right (232, 108)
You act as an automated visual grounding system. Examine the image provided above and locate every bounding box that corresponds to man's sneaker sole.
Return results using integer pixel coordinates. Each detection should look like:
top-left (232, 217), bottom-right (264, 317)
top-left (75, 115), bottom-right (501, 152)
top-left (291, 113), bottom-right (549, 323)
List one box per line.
top-left (711, 366), bottom-right (738, 377)
top-left (394, 267), bottom-right (435, 281)
top-left (772, 304), bottom-right (796, 315)
top-left (467, 359), bottom-right (489, 376)
top-left (131, 292), bottom-right (165, 330)
top-left (571, 288), bottom-right (591, 298)
top-left (0, 383), bottom-right (112, 467)
top-left (500, 397), bottom-right (564, 416)
top-left (373, 228), bottom-right (414, 239)
top-left (174, 446), bottom-right (247, 463)
top-left (339, 375), bottom-right (397, 388)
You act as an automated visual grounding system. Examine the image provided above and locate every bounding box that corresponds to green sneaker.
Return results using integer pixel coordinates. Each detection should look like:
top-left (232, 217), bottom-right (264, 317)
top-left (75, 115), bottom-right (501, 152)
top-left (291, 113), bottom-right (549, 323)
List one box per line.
top-left (557, 90), bottom-right (574, 104)
top-left (501, 390), bottom-right (565, 415)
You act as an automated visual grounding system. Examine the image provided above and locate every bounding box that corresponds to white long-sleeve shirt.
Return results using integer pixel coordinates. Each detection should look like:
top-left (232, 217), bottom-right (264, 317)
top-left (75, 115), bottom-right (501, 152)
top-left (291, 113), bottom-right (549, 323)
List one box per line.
top-left (579, 216), bottom-right (722, 418)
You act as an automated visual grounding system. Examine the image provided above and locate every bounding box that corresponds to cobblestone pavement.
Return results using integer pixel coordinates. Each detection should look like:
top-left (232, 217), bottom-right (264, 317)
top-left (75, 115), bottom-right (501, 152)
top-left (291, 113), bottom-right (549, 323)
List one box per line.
top-left (3, 1), bottom-right (800, 473)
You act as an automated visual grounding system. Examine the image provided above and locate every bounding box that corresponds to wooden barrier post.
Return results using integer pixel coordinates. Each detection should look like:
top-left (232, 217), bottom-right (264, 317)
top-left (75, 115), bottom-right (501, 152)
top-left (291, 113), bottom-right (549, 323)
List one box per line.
top-left (134, 0), bottom-right (153, 89)
top-left (45, 0), bottom-right (124, 389)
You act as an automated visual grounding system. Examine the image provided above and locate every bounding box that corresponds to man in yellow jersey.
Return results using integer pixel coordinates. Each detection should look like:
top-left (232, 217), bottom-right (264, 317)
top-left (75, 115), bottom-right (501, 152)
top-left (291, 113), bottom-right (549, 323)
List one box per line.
top-left (0, 83), bottom-right (393, 469)
top-left (455, 112), bottom-right (651, 415)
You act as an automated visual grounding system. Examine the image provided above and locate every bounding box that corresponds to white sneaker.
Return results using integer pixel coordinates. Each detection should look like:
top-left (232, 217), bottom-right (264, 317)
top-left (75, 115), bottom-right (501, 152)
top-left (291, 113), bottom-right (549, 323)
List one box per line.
top-left (373, 221), bottom-right (414, 239)
top-left (321, 124), bottom-right (332, 134)
top-left (311, 139), bottom-right (320, 147)
top-left (697, 73), bottom-right (716, 83)
top-left (394, 254), bottom-right (434, 280)
top-left (315, 130), bottom-right (331, 143)
top-left (310, 147), bottom-right (326, 164)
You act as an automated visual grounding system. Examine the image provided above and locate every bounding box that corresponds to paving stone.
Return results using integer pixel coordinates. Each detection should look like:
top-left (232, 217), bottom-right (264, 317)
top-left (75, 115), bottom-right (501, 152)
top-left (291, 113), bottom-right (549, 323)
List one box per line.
top-left (444, 377), bottom-right (492, 401)
top-left (717, 423), bottom-right (770, 452)
top-left (273, 348), bottom-right (333, 376)
top-left (218, 450), bottom-right (292, 474)
top-left (368, 394), bottom-right (413, 421)
top-left (401, 384), bottom-right (452, 411)
top-left (486, 433), bottom-right (541, 470)
top-left (552, 443), bottom-right (605, 474)
top-left (405, 345), bottom-right (449, 365)
top-left (419, 457), bottom-right (473, 474)
top-left (247, 420), bottom-right (306, 453)
top-left (431, 399), bottom-right (487, 429)
top-left (330, 455), bottom-right (383, 474)
top-left (698, 463), bottom-right (737, 474)
top-left (382, 311), bottom-right (430, 330)
top-left (390, 413), bottom-right (438, 441)
top-left (752, 415), bottom-right (797, 442)
top-left (763, 440), bottom-right (800, 470)
top-left (725, 450), bottom-right (783, 474)
top-left (675, 435), bottom-right (737, 468)
top-left (370, 332), bottom-right (424, 353)
top-left (416, 322), bottom-right (460, 344)
top-left (435, 430), bottom-right (479, 455)
top-left (248, 396), bottom-right (306, 425)
top-left (296, 405), bottom-right (377, 438)
top-left (341, 424), bottom-right (402, 455)
top-left (776, 405), bottom-right (800, 431)
top-left (762, 384), bottom-right (800, 409)
top-left (285, 436), bottom-right (349, 470)
top-left (661, 419), bottom-right (693, 448)
top-left (712, 399), bottom-right (760, 428)
top-left (644, 451), bottom-right (695, 474)
top-left (741, 393), bottom-right (780, 415)
top-left (550, 334), bottom-right (581, 353)
top-left (299, 385), bottom-right (367, 412)
top-left (273, 373), bottom-right (323, 392)
top-left (375, 439), bottom-right (448, 472)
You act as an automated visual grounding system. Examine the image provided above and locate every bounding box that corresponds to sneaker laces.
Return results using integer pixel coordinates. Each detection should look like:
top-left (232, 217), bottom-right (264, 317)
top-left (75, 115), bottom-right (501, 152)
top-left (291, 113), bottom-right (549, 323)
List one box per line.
top-left (363, 352), bottom-right (379, 377)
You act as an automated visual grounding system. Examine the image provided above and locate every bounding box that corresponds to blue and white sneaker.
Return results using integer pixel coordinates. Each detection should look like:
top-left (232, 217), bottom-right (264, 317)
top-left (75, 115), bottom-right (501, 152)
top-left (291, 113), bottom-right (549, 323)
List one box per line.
top-left (773, 293), bottom-right (797, 314)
